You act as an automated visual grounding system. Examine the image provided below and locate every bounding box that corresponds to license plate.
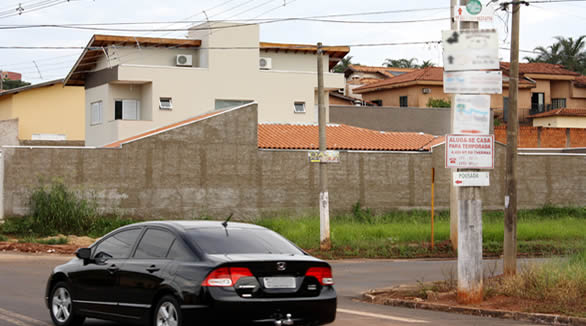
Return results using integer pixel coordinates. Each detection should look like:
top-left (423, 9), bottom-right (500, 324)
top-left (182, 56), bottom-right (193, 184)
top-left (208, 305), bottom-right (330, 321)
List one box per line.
top-left (263, 277), bottom-right (296, 289)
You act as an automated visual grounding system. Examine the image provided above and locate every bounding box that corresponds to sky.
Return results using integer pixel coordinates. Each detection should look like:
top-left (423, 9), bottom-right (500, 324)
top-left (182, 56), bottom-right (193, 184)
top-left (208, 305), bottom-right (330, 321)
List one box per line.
top-left (1, 0), bottom-right (585, 84)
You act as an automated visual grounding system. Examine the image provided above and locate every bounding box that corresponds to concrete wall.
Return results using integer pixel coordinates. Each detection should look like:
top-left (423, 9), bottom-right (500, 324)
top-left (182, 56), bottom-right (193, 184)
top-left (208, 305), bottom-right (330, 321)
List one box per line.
top-left (533, 116), bottom-right (586, 128)
top-left (0, 119), bottom-right (19, 146)
top-left (3, 104), bottom-right (585, 219)
top-left (330, 105), bottom-right (451, 135)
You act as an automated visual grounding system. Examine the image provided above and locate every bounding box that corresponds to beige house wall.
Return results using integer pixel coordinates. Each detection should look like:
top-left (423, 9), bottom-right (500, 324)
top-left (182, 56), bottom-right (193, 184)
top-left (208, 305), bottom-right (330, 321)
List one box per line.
top-left (84, 23), bottom-right (344, 146)
top-left (533, 116), bottom-right (586, 128)
top-left (571, 85), bottom-right (586, 99)
top-left (0, 84), bottom-right (84, 141)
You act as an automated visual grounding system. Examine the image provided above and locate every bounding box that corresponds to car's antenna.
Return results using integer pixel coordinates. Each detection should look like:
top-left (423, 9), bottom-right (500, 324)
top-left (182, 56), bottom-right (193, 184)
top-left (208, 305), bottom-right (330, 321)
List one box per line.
top-left (222, 213), bottom-right (233, 228)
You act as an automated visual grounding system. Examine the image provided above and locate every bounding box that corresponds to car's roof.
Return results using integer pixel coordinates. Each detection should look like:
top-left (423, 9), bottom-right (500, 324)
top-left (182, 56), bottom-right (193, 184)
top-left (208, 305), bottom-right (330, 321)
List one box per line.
top-left (129, 220), bottom-right (266, 232)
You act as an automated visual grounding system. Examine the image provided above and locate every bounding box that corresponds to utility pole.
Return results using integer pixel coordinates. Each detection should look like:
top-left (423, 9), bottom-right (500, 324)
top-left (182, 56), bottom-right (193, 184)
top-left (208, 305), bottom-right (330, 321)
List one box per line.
top-left (504, 1), bottom-right (521, 276)
top-left (317, 42), bottom-right (331, 250)
top-left (449, 0), bottom-right (459, 252)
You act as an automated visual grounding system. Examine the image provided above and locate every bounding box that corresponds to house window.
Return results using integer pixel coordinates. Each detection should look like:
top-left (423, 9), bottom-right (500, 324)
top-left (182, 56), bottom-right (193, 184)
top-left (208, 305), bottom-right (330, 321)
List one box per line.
top-left (400, 96), bottom-right (408, 107)
top-left (294, 102), bottom-right (306, 113)
top-left (531, 92), bottom-right (545, 113)
top-left (159, 97), bottom-right (173, 110)
top-left (371, 100), bottom-right (382, 106)
top-left (552, 98), bottom-right (566, 109)
top-left (215, 99), bottom-right (253, 110)
top-left (90, 101), bottom-right (103, 125)
top-left (115, 99), bottom-right (140, 120)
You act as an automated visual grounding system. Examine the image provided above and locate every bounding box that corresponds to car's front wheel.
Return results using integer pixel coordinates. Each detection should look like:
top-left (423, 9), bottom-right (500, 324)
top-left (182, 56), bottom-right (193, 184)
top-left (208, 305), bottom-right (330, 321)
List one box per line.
top-left (153, 295), bottom-right (182, 326)
top-left (49, 282), bottom-right (85, 326)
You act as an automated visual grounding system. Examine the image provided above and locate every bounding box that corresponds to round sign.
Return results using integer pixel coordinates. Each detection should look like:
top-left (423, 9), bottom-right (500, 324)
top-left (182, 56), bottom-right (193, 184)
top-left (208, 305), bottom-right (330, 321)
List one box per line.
top-left (466, 0), bottom-right (483, 15)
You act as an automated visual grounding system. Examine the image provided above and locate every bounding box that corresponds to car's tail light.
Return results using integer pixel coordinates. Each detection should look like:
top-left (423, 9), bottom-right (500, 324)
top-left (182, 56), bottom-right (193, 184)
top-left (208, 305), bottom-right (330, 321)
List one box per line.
top-left (202, 267), bottom-right (254, 287)
top-left (305, 267), bottom-right (334, 285)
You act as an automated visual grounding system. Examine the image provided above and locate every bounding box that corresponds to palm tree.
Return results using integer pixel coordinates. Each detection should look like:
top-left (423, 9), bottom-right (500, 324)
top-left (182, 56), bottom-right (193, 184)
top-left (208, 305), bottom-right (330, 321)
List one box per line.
top-left (383, 58), bottom-right (418, 68)
top-left (333, 56), bottom-right (358, 73)
top-left (418, 60), bottom-right (436, 68)
top-left (524, 35), bottom-right (586, 74)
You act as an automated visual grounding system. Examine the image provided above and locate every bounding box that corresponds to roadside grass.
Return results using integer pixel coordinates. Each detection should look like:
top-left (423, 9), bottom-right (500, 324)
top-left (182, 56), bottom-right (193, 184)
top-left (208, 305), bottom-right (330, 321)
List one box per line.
top-left (0, 234), bottom-right (7, 242)
top-left (17, 236), bottom-right (68, 245)
top-left (257, 206), bottom-right (585, 259)
top-left (495, 249), bottom-right (586, 317)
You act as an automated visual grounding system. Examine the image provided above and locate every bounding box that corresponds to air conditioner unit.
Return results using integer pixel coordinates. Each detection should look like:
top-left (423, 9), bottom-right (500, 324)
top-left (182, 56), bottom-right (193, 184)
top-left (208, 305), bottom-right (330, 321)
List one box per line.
top-left (422, 88), bottom-right (431, 94)
top-left (259, 57), bottom-right (272, 70)
top-left (176, 54), bottom-right (193, 67)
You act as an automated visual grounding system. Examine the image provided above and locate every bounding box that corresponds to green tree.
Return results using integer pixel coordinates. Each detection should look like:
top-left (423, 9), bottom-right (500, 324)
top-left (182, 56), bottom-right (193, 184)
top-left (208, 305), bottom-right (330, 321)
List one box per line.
top-left (383, 58), bottom-right (418, 68)
top-left (418, 60), bottom-right (436, 68)
top-left (2, 79), bottom-right (31, 90)
top-left (524, 35), bottom-right (586, 74)
top-left (426, 98), bottom-right (451, 108)
top-left (333, 56), bottom-right (358, 73)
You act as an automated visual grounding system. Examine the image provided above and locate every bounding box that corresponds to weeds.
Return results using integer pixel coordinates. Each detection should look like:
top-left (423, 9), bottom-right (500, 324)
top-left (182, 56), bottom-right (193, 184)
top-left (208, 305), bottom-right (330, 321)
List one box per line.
top-left (18, 236), bottom-right (68, 245)
top-left (0, 234), bottom-right (7, 242)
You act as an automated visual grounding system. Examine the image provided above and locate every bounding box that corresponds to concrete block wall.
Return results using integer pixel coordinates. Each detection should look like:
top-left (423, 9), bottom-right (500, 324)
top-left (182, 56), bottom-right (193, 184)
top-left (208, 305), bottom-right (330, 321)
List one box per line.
top-left (2, 104), bottom-right (585, 220)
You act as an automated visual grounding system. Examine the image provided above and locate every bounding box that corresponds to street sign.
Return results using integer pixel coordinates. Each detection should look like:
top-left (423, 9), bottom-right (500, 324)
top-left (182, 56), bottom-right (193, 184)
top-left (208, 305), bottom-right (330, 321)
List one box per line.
top-left (455, 0), bottom-right (495, 23)
top-left (308, 150), bottom-right (340, 163)
top-left (445, 134), bottom-right (494, 169)
top-left (444, 71), bottom-right (502, 94)
top-left (453, 171), bottom-right (490, 187)
top-left (453, 95), bottom-right (491, 135)
top-left (442, 29), bottom-right (499, 71)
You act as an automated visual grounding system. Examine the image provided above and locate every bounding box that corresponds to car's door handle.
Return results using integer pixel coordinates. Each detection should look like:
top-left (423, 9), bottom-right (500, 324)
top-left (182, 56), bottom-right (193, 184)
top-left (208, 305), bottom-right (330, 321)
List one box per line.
top-left (146, 265), bottom-right (160, 273)
top-left (107, 264), bottom-right (119, 274)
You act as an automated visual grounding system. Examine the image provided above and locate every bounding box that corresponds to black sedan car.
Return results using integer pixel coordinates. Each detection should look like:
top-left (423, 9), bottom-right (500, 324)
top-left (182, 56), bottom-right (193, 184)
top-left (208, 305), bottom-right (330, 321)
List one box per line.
top-left (45, 221), bottom-right (336, 326)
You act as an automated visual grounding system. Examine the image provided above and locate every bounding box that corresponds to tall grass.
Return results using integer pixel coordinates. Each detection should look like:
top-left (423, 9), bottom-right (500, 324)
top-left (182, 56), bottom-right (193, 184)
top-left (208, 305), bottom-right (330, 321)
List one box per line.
top-left (498, 249), bottom-right (586, 316)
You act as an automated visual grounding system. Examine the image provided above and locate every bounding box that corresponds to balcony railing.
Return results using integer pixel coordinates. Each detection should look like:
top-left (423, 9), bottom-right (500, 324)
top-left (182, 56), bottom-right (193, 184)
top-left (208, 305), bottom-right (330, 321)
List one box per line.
top-left (529, 104), bottom-right (552, 116)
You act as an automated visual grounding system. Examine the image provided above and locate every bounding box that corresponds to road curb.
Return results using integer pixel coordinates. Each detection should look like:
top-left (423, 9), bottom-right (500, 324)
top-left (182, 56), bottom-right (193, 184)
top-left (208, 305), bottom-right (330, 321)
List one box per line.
top-left (361, 294), bottom-right (586, 326)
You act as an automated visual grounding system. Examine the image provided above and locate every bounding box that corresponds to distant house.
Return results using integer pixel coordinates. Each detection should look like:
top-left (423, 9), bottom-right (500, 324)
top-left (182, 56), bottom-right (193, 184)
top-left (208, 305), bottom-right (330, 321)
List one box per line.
top-left (343, 65), bottom-right (415, 100)
top-left (0, 71), bottom-right (22, 81)
top-left (65, 22), bottom-right (349, 147)
top-left (530, 108), bottom-right (586, 128)
top-left (329, 91), bottom-right (373, 106)
top-left (0, 79), bottom-right (85, 144)
top-left (353, 63), bottom-right (586, 123)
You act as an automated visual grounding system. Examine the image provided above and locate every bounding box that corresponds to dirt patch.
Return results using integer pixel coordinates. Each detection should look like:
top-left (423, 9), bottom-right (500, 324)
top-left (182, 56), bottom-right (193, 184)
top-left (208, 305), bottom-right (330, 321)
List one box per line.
top-left (0, 241), bottom-right (80, 255)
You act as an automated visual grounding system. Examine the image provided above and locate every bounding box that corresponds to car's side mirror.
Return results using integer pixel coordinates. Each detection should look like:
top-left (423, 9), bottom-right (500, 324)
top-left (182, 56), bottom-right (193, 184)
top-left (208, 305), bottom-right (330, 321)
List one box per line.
top-left (75, 248), bottom-right (91, 261)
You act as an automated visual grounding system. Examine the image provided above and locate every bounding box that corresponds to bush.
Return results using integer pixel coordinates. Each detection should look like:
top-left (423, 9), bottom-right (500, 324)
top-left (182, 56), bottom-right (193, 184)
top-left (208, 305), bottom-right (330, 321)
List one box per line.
top-left (426, 98), bottom-right (451, 108)
top-left (29, 180), bottom-right (97, 235)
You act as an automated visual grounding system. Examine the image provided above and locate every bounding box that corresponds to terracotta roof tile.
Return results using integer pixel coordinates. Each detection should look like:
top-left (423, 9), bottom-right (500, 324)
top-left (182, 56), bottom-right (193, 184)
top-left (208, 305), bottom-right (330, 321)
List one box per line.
top-left (530, 108), bottom-right (586, 118)
top-left (354, 67), bottom-right (444, 93)
top-left (347, 65), bottom-right (415, 78)
top-left (500, 62), bottom-right (580, 76)
top-left (575, 76), bottom-right (586, 88)
top-left (258, 123), bottom-right (438, 151)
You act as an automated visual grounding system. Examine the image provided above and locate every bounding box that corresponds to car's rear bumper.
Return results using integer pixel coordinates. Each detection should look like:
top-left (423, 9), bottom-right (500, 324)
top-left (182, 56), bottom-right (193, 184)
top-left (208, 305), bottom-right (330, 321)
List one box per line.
top-left (183, 287), bottom-right (337, 325)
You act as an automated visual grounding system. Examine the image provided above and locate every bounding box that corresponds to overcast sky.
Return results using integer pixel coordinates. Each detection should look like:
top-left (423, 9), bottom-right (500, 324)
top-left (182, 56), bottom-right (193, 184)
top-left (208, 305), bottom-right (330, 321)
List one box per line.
top-left (1, 0), bottom-right (585, 84)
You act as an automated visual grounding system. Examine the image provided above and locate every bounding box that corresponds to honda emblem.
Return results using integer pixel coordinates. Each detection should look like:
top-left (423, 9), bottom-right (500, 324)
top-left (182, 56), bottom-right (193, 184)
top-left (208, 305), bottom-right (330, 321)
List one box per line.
top-left (276, 262), bottom-right (287, 271)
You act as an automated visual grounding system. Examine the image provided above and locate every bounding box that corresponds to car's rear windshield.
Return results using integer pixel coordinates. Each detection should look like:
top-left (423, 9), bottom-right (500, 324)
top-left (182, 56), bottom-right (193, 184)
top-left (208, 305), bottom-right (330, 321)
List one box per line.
top-left (187, 228), bottom-right (304, 255)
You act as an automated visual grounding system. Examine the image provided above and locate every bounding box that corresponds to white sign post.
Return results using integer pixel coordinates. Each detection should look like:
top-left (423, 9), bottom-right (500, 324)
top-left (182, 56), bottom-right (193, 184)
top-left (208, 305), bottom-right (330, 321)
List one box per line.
top-left (453, 171), bottom-right (490, 187)
top-left (444, 71), bottom-right (502, 94)
top-left (442, 30), bottom-right (499, 72)
top-left (453, 95), bottom-right (491, 135)
top-left (445, 134), bottom-right (494, 169)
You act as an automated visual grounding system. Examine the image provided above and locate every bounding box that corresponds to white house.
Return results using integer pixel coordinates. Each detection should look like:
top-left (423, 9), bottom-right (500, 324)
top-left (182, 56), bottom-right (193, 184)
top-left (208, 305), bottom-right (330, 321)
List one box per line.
top-left (65, 22), bottom-right (349, 147)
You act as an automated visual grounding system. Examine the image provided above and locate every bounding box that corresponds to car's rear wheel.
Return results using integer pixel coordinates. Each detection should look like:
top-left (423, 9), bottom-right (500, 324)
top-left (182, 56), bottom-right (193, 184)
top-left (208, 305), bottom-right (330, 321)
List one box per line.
top-left (49, 282), bottom-right (85, 326)
top-left (153, 295), bottom-right (182, 326)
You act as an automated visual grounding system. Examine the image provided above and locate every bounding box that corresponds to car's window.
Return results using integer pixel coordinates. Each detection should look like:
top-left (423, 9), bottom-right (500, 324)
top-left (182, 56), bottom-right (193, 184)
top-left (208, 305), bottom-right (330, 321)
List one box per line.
top-left (134, 229), bottom-right (176, 259)
top-left (187, 228), bottom-right (304, 255)
top-left (94, 228), bottom-right (141, 259)
top-left (166, 240), bottom-right (193, 261)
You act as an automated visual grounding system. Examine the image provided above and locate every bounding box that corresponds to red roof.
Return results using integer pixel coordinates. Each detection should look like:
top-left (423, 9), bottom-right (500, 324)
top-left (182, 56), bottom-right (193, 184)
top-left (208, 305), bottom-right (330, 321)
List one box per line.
top-left (354, 67), bottom-right (443, 93)
top-left (530, 108), bottom-right (586, 118)
top-left (575, 76), bottom-right (586, 88)
top-left (346, 65), bottom-right (415, 78)
top-left (258, 123), bottom-right (440, 151)
top-left (500, 62), bottom-right (580, 76)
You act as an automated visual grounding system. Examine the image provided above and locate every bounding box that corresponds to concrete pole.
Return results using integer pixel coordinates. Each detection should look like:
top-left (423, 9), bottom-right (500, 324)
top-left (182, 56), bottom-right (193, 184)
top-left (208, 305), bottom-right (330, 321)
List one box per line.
top-left (449, 0), bottom-right (459, 252)
top-left (504, 1), bottom-right (521, 276)
top-left (456, 0), bottom-right (482, 304)
top-left (317, 42), bottom-right (331, 250)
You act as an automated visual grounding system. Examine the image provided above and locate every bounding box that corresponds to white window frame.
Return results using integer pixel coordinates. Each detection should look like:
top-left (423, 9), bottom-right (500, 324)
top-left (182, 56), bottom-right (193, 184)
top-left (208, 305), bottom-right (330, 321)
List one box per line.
top-left (159, 97), bottom-right (173, 110)
top-left (90, 101), bottom-right (103, 125)
top-left (294, 101), bottom-right (306, 113)
top-left (115, 99), bottom-right (141, 121)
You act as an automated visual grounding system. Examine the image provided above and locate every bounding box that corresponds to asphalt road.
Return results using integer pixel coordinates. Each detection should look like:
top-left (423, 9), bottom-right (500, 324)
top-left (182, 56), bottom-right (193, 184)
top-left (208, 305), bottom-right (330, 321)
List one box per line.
top-left (0, 253), bottom-right (541, 326)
